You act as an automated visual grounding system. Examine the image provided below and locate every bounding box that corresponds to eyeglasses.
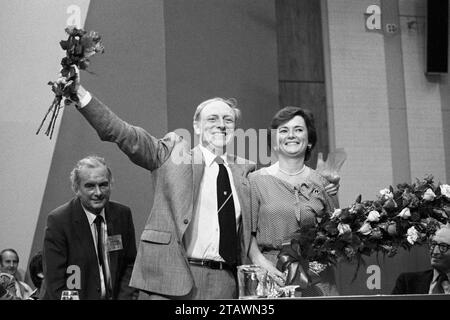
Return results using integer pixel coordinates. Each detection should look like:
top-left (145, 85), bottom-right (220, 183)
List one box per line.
top-left (429, 241), bottom-right (450, 254)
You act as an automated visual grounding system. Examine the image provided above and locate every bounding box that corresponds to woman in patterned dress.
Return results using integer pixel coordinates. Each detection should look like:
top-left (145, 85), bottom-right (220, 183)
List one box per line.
top-left (248, 106), bottom-right (340, 296)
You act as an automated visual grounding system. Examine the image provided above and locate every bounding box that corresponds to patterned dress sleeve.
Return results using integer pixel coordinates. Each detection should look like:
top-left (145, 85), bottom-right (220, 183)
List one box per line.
top-left (249, 173), bottom-right (261, 234)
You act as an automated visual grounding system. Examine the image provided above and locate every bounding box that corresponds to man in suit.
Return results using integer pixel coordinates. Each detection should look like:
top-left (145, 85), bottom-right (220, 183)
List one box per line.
top-left (42, 156), bottom-right (138, 300)
top-left (392, 225), bottom-right (450, 295)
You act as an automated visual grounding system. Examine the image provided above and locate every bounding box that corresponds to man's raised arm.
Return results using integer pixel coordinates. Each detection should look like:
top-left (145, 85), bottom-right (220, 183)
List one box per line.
top-left (69, 78), bottom-right (177, 171)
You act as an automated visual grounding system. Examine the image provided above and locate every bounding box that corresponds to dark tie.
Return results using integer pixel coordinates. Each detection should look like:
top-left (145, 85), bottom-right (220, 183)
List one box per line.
top-left (93, 215), bottom-right (111, 298)
top-left (94, 215), bottom-right (105, 266)
top-left (215, 157), bottom-right (238, 265)
top-left (433, 273), bottom-right (449, 294)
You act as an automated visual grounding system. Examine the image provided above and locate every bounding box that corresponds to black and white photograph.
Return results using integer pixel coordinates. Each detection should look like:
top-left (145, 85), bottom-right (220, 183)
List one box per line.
top-left (1, 0), bottom-right (449, 316)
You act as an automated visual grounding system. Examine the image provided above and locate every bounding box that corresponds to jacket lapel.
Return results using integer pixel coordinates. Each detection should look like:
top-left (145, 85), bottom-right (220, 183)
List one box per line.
top-left (228, 159), bottom-right (251, 264)
top-left (418, 269), bottom-right (434, 293)
top-left (227, 157), bottom-right (247, 213)
top-left (105, 203), bottom-right (118, 288)
top-left (191, 146), bottom-right (205, 207)
top-left (72, 198), bottom-right (98, 265)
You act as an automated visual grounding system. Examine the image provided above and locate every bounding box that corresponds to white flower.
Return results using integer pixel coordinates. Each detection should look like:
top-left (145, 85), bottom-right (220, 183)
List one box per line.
top-left (440, 184), bottom-right (450, 200)
top-left (387, 222), bottom-right (397, 236)
top-left (330, 209), bottom-right (342, 220)
top-left (337, 223), bottom-right (351, 235)
top-left (397, 207), bottom-right (411, 219)
top-left (367, 210), bottom-right (381, 222)
top-left (423, 188), bottom-right (436, 201)
top-left (406, 226), bottom-right (419, 245)
top-left (309, 261), bottom-right (327, 274)
top-left (358, 223), bottom-right (372, 235)
top-left (379, 188), bottom-right (394, 199)
top-left (56, 77), bottom-right (67, 85)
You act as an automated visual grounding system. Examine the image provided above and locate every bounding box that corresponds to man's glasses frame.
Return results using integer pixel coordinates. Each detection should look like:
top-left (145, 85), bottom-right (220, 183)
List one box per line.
top-left (429, 241), bottom-right (450, 254)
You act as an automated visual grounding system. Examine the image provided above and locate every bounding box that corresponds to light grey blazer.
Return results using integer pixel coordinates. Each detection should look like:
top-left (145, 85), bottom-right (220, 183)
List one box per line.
top-left (79, 97), bottom-right (255, 296)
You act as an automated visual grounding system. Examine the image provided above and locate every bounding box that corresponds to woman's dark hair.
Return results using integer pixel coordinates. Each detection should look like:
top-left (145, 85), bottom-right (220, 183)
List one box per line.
top-left (268, 106), bottom-right (317, 161)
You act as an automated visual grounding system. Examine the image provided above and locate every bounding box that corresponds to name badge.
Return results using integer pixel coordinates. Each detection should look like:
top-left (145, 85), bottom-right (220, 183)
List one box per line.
top-left (107, 235), bottom-right (123, 252)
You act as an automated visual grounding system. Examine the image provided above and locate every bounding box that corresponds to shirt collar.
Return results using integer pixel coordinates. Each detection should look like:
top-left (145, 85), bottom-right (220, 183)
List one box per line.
top-left (81, 204), bottom-right (106, 225)
top-left (432, 268), bottom-right (450, 283)
top-left (198, 144), bottom-right (228, 167)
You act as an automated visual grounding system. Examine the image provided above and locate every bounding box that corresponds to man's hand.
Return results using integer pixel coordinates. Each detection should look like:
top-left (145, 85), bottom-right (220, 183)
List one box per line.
top-left (64, 65), bottom-right (89, 108)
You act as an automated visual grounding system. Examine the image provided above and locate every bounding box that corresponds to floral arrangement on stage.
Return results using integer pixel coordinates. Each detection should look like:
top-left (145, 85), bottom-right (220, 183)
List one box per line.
top-left (36, 26), bottom-right (104, 139)
top-left (280, 175), bottom-right (450, 284)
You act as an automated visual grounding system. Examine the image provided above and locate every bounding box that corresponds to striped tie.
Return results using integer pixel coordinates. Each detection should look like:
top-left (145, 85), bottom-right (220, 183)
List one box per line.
top-left (94, 215), bottom-right (112, 299)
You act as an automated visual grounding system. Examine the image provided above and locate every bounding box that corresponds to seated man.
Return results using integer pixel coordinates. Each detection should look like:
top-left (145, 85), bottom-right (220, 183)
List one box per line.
top-left (42, 156), bottom-right (138, 300)
top-left (392, 225), bottom-right (450, 294)
top-left (0, 249), bottom-right (34, 299)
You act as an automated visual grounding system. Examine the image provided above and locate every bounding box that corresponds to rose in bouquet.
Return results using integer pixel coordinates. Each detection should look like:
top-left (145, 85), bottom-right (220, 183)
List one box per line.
top-left (36, 26), bottom-right (104, 139)
top-left (280, 175), bottom-right (450, 283)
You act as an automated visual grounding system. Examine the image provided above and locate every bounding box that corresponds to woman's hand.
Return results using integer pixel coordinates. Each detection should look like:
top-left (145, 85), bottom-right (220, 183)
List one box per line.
top-left (316, 151), bottom-right (344, 197)
top-left (254, 254), bottom-right (285, 285)
top-left (324, 181), bottom-right (340, 196)
top-left (248, 237), bottom-right (285, 286)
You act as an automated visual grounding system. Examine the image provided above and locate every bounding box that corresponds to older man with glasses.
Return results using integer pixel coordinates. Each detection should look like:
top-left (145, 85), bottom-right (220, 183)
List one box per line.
top-left (392, 225), bottom-right (450, 295)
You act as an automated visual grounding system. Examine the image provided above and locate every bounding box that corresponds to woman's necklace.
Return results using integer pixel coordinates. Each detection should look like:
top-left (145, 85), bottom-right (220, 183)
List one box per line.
top-left (278, 164), bottom-right (306, 176)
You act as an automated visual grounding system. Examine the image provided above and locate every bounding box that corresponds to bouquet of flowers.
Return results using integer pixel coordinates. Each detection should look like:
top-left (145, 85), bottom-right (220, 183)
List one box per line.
top-left (279, 175), bottom-right (450, 284)
top-left (36, 26), bottom-right (104, 139)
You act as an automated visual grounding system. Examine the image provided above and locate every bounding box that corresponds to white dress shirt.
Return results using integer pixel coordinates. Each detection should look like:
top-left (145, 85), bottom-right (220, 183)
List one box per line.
top-left (77, 90), bottom-right (92, 108)
top-left (184, 145), bottom-right (241, 261)
top-left (82, 206), bottom-right (111, 298)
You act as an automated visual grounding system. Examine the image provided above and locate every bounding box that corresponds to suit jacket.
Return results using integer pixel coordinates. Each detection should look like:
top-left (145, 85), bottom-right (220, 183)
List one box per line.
top-left (42, 198), bottom-right (138, 300)
top-left (391, 269), bottom-right (433, 295)
top-left (79, 96), bottom-right (256, 296)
